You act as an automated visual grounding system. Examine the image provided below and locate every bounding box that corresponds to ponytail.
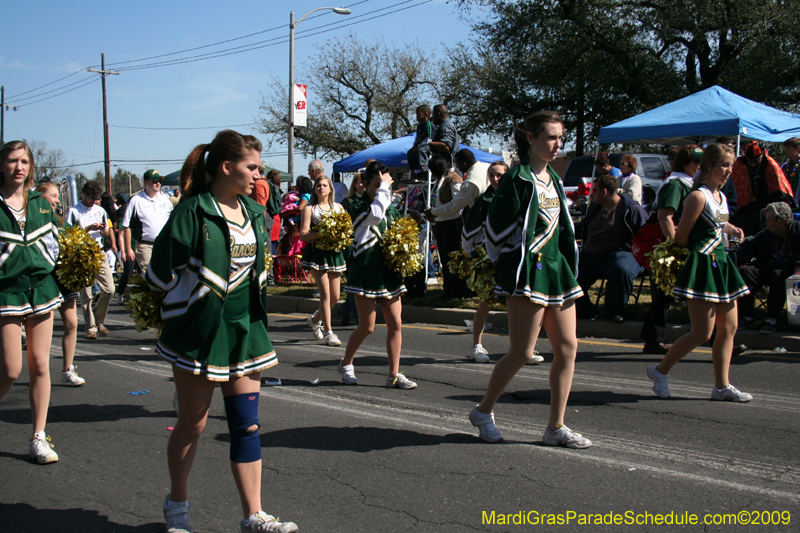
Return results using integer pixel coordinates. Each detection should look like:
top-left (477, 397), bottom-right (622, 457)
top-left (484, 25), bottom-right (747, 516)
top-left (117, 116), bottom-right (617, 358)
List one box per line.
top-left (179, 130), bottom-right (262, 202)
top-left (514, 111), bottom-right (563, 162)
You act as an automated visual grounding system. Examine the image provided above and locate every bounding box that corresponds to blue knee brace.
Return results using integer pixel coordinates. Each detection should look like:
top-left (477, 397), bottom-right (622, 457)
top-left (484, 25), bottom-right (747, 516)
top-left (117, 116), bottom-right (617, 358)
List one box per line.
top-left (223, 393), bottom-right (262, 463)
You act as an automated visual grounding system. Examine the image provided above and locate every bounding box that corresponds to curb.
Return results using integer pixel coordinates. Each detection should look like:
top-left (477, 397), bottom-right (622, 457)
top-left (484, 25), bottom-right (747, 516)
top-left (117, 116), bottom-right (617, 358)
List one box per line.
top-left (267, 295), bottom-right (800, 353)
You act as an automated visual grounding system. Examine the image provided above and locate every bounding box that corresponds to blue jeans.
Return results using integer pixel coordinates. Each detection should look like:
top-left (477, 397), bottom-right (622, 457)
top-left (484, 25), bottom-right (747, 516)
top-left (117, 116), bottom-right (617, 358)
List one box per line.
top-left (576, 249), bottom-right (643, 319)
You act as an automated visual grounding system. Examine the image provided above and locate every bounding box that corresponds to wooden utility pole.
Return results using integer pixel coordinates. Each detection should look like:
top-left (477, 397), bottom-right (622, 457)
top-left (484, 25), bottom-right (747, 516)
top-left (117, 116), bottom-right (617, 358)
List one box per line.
top-left (88, 54), bottom-right (119, 194)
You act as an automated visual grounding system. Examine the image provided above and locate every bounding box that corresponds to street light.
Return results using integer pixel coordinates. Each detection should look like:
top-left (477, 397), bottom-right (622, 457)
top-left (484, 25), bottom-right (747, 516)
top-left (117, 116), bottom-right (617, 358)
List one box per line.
top-left (288, 6), bottom-right (352, 182)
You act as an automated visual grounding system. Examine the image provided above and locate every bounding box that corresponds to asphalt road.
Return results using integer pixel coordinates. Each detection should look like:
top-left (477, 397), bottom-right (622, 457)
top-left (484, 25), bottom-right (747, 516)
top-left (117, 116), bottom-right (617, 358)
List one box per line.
top-left (1, 305), bottom-right (799, 533)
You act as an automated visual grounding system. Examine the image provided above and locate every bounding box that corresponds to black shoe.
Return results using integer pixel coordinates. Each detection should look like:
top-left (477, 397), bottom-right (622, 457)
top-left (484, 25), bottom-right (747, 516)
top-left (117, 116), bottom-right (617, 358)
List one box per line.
top-left (759, 321), bottom-right (778, 335)
top-left (609, 315), bottom-right (625, 324)
top-left (732, 344), bottom-right (749, 357)
top-left (643, 342), bottom-right (671, 355)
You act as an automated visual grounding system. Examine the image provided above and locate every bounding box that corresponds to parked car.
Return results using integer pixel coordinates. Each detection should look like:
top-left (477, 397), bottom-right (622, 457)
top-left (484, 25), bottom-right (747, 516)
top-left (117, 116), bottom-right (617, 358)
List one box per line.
top-left (561, 153), bottom-right (670, 234)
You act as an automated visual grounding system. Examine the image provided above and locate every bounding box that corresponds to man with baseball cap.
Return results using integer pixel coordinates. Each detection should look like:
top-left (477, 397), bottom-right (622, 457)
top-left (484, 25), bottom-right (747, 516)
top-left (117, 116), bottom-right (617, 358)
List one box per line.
top-left (121, 169), bottom-right (174, 271)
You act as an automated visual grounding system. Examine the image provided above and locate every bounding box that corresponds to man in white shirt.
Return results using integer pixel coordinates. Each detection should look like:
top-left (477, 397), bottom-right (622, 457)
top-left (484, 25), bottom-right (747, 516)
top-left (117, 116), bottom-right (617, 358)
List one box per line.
top-left (332, 172), bottom-right (348, 203)
top-left (66, 181), bottom-right (114, 340)
top-left (308, 160), bottom-right (324, 180)
top-left (424, 149), bottom-right (491, 221)
top-left (121, 169), bottom-right (173, 271)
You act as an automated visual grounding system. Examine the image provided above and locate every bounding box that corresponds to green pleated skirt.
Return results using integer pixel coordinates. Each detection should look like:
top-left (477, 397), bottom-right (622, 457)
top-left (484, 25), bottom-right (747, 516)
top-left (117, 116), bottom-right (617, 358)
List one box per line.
top-left (300, 242), bottom-right (347, 272)
top-left (157, 281), bottom-right (278, 381)
top-left (0, 275), bottom-right (63, 317)
top-left (495, 248), bottom-right (583, 307)
top-left (673, 250), bottom-right (749, 303)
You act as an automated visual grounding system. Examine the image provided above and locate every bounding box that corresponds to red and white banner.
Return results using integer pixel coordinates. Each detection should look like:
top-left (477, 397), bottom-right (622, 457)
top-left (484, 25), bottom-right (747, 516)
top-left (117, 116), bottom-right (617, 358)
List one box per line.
top-left (293, 84), bottom-right (307, 127)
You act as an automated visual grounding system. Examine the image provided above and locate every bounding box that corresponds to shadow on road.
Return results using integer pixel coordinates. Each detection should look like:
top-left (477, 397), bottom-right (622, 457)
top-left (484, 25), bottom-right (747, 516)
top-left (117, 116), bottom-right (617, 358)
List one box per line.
top-left (0, 404), bottom-right (174, 425)
top-left (213, 426), bottom-right (475, 452)
top-left (0, 503), bottom-right (162, 532)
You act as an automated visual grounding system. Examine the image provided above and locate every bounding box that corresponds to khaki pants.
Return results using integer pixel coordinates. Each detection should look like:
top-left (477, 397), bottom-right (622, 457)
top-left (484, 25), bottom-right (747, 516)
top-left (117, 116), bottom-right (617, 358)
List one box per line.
top-left (135, 242), bottom-right (154, 272)
top-left (80, 255), bottom-right (115, 332)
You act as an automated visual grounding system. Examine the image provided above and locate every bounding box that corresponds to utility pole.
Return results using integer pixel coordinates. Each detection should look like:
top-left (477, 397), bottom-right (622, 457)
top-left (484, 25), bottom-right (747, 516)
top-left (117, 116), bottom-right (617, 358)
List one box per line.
top-left (88, 54), bottom-right (119, 195)
top-left (1, 86), bottom-right (20, 145)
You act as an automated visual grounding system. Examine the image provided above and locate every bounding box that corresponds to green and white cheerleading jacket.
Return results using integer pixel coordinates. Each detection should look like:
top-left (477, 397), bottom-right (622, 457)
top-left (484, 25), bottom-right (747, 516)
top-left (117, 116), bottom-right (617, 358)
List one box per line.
top-left (145, 186), bottom-right (279, 355)
top-left (0, 191), bottom-right (60, 293)
top-left (485, 160), bottom-right (582, 306)
top-left (461, 185), bottom-right (495, 255)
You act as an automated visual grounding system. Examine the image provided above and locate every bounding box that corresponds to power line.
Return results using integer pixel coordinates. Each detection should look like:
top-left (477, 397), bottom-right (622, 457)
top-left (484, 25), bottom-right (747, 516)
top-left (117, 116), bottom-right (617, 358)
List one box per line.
top-left (13, 78), bottom-right (98, 107)
top-left (7, 76), bottom-right (98, 105)
top-left (110, 123), bottom-right (259, 131)
top-left (5, 69), bottom-right (90, 101)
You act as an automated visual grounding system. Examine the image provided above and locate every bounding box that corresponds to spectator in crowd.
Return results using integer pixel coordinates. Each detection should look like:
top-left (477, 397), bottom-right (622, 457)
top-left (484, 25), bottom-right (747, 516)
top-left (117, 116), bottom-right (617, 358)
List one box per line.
top-left (266, 170), bottom-right (283, 256)
top-left (576, 174), bottom-right (647, 323)
top-left (429, 104), bottom-right (460, 167)
top-left (425, 154), bottom-right (466, 299)
top-left (407, 104), bottom-right (435, 174)
top-left (642, 186), bottom-right (656, 213)
top-left (665, 147), bottom-right (680, 179)
top-left (617, 153), bottom-right (643, 204)
top-left (250, 164), bottom-right (282, 287)
top-left (595, 154), bottom-right (621, 178)
top-left (425, 149), bottom-right (490, 221)
top-left (731, 141), bottom-right (793, 236)
top-left (308, 160), bottom-right (324, 180)
top-left (716, 136), bottom-right (736, 149)
top-left (66, 181), bottom-right (114, 340)
top-left (780, 137), bottom-right (800, 198)
top-left (332, 172), bottom-right (348, 203)
top-left (171, 188), bottom-right (181, 207)
top-left (121, 169), bottom-right (173, 273)
top-left (640, 145), bottom-right (702, 354)
top-left (114, 193), bottom-right (135, 305)
top-left (734, 202), bottom-right (800, 335)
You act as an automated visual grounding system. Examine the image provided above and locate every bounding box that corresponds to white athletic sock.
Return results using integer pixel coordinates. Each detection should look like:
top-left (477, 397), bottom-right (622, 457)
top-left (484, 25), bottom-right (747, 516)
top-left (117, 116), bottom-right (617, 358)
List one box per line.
top-left (242, 512), bottom-right (263, 525)
top-left (325, 330), bottom-right (333, 336)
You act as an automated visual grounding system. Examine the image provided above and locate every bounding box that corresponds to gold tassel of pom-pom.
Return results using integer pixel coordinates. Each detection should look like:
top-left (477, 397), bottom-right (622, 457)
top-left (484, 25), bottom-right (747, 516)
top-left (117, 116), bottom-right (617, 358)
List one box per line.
top-left (315, 210), bottom-right (354, 251)
top-left (383, 216), bottom-right (423, 278)
top-left (467, 246), bottom-right (497, 302)
top-left (264, 243), bottom-right (273, 273)
top-left (125, 274), bottom-right (166, 337)
top-left (646, 238), bottom-right (689, 296)
top-left (56, 226), bottom-right (104, 292)
top-left (448, 248), bottom-right (473, 279)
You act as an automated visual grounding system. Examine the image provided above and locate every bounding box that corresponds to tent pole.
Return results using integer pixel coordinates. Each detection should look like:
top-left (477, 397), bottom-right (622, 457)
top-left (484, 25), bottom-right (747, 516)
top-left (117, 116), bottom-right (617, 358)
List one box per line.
top-left (425, 168), bottom-right (432, 286)
top-left (736, 134), bottom-right (741, 157)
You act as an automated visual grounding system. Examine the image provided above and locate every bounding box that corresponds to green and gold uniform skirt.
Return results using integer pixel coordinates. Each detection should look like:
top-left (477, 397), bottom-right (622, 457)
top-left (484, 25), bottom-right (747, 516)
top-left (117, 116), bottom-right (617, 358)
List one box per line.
top-left (673, 250), bottom-right (749, 303)
top-left (157, 281), bottom-right (278, 381)
top-left (0, 275), bottom-right (63, 317)
top-left (300, 242), bottom-right (347, 273)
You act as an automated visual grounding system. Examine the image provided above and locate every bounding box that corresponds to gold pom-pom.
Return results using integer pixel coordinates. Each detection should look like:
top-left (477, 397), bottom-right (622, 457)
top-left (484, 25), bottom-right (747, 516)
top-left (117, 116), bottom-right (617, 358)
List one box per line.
top-left (56, 226), bottom-right (104, 292)
top-left (315, 210), bottom-right (354, 251)
top-left (264, 243), bottom-right (273, 273)
top-left (383, 216), bottom-right (423, 277)
top-left (448, 249), bottom-right (473, 279)
top-left (449, 246), bottom-right (496, 301)
top-left (125, 274), bottom-right (166, 337)
top-left (647, 238), bottom-right (689, 296)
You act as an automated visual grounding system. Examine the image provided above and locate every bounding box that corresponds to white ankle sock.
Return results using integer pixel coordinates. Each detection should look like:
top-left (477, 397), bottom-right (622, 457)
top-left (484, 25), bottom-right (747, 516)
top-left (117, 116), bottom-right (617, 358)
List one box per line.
top-left (325, 330), bottom-right (333, 336)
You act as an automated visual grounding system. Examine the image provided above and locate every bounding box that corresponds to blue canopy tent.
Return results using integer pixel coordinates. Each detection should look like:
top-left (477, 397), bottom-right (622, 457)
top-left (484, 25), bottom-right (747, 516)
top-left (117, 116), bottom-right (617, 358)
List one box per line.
top-left (598, 86), bottom-right (800, 146)
top-left (332, 133), bottom-right (503, 172)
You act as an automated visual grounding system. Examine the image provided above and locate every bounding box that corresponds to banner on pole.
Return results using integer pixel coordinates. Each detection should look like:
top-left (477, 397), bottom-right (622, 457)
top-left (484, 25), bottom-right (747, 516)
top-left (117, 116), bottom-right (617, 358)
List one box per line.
top-left (293, 84), bottom-right (307, 127)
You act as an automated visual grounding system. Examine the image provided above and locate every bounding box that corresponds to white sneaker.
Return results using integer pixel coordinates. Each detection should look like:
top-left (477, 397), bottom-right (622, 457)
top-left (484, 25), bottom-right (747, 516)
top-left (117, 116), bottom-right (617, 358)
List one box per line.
top-left (526, 350), bottom-right (544, 364)
top-left (647, 364), bottom-right (671, 398)
top-left (323, 332), bottom-right (341, 346)
top-left (306, 312), bottom-right (319, 329)
top-left (542, 425), bottom-right (592, 449)
top-left (386, 373), bottom-right (417, 389)
top-left (116, 293), bottom-right (125, 306)
top-left (311, 322), bottom-right (324, 340)
top-left (29, 431), bottom-right (58, 464)
top-left (469, 406), bottom-right (503, 443)
top-left (61, 365), bottom-right (86, 386)
top-left (338, 359), bottom-right (357, 385)
top-left (426, 277), bottom-right (437, 285)
top-left (711, 384), bottom-right (753, 403)
top-left (163, 493), bottom-right (192, 533)
top-left (469, 344), bottom-right (490, 363)
top-left (241, 511), bottom-right (298, 533)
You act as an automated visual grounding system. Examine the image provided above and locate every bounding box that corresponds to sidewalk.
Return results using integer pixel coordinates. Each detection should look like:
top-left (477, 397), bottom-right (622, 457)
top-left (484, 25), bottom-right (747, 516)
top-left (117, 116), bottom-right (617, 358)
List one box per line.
top-left (268, 295), bottom-right (800, 353)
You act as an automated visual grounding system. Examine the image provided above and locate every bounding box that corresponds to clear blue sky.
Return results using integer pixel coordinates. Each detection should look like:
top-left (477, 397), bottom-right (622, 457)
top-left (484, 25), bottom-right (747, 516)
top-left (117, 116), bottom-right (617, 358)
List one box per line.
top-left (1, 0), bottom-right (484, 184)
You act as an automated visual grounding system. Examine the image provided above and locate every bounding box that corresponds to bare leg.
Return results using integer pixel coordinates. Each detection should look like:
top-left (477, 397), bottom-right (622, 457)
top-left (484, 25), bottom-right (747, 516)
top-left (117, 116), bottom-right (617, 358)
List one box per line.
top-left (378, 297), bottom-right (403, 376)
top-left (314, 270), bottom-right (332, 332)
top-left (477, 297), bottom-right (544, 414)
top-left (0, 317), bottom-right (23, 399)
top-left (328, 273), bottom-right (341, 327)
top-left (472, 300), bottom-right (491, 346)
top-left (57, 300), bottom-right (78, 371)
top-left (168, 368), bottom-right (215, 503)
top-left (342, 296), bottom-right (377, 366)
top-left (541, 301), bottom-right (578, 429)
top-left (220, 372), bottom-right (263, 519)
top-left (26, 312), bottom-right (55, 436)
top-left (657, 299), bottom-right (715, 375)
top-left (711, 301), bottom-right (737, 389)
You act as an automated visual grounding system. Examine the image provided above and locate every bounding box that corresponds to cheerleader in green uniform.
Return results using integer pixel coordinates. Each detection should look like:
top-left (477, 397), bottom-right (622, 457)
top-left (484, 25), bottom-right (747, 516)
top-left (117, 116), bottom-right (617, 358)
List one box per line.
top-left (338, 161), bottom-right (417, 389)
top-left (468, 112), bottom-right (591, 448)
top-left (300, 176), bottom-right (347, 346)
top-left (147, 130), bottom-right (296, 533)
top-left (0, 141), bottom-right (63, 464)
top-left (647, 143), bottom-right (753, 402)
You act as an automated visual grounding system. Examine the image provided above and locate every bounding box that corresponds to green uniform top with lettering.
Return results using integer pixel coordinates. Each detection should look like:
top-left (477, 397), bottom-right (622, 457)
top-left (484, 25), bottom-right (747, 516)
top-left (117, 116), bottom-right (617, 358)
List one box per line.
top-left (673, 185), bottom-right (749, 303)
top-left (485, 159), bottom-right (582, 306)
top-left (146, 187), bottom-right (279, 381)
top-left (0, 191), bottom-right (63, 317)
